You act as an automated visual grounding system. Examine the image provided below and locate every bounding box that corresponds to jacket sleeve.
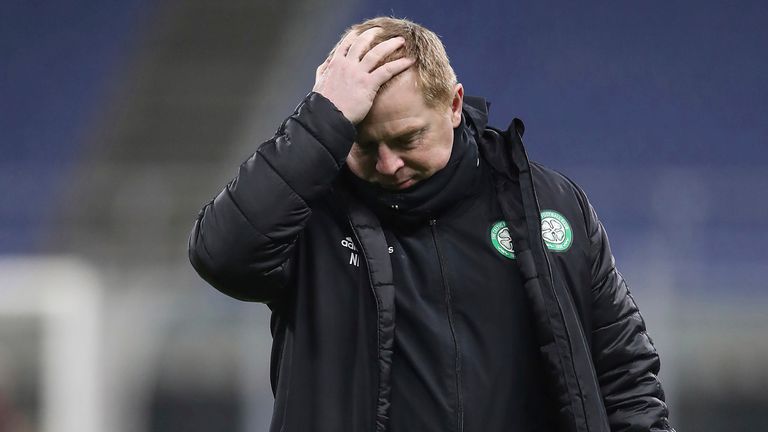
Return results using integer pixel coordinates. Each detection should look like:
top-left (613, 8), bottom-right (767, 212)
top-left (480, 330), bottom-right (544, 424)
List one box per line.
top-left (578, 188), bottom-right (675, 432)
top-left (188, 92), bottom-right (356, 303)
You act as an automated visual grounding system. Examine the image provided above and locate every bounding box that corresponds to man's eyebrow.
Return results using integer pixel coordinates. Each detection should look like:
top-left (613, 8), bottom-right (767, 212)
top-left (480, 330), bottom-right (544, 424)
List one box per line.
top-left (394, 127), bottom-right (427, 139)
top-left (357, 127), bottom-right (426, 146)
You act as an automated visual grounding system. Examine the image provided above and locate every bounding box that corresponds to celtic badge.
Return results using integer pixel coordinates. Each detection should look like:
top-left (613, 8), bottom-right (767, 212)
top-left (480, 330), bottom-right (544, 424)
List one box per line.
top-left (540, 210), bottom-right (572, 252)
top-left (490, 221), bottom-right (516, 259)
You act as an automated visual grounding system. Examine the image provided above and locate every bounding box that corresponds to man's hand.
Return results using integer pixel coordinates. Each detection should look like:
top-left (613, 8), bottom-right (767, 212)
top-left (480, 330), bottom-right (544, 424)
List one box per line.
top-left (312, 27), bottom-right (415, 125)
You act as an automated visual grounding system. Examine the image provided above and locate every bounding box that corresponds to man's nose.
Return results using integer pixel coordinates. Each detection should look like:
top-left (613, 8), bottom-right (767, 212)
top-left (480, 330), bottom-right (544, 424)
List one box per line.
top-left (375, 145), bottom-right (404, 175)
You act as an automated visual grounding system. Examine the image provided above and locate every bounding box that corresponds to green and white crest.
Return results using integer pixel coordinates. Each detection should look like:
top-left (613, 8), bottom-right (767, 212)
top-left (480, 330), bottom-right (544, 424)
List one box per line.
top-left (540, 210), bottom-right (572, 252)
top-left (490, 221), bottom-right (516, 259)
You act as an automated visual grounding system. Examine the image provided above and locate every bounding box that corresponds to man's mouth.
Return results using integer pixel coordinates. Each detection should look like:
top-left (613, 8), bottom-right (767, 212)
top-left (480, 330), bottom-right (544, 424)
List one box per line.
top-left (382, 178), bottom-right (415, 190)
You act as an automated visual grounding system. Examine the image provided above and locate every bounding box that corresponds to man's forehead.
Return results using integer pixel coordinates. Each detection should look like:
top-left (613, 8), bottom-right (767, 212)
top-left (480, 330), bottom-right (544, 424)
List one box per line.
top-left (370, 69), bottom-right (423, 110)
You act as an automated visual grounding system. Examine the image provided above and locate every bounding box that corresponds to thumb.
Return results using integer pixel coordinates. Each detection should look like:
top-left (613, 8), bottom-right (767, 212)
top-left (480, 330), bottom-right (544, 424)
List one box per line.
top-left (316, 56), bottom-right (331, 80)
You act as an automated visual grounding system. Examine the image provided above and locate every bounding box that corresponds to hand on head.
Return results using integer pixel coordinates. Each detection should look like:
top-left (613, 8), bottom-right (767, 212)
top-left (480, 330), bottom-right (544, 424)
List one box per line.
top-left (312, 27), bottom-right (415, 125)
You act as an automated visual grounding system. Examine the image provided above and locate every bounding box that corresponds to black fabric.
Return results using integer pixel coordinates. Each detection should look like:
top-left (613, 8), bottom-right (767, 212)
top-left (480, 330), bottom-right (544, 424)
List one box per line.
top-left (188, 92), bottom-right (356, 303)
top-left (345, 114), bottom-right (554, 432)
top-left (384, 162), bottom-right (555, 432)
top-left (188, 92), bottom-right (675, 432)
top-left (345, 198), bottom-right (397, 432)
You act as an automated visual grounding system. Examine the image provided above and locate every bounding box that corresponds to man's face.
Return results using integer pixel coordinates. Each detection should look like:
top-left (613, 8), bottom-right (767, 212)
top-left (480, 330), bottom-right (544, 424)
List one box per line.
top-left (346, 68), bottom-right (463, 190)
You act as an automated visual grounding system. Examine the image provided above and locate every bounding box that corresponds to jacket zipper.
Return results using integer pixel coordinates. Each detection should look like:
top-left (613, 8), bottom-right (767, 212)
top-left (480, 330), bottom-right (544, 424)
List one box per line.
top-left (429, 218), bottom-right (464, 432)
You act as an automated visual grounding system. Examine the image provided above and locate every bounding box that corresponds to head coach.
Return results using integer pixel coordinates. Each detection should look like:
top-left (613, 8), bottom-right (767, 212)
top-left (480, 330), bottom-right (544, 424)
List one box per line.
top-left (188, 16), bottom-right (674, 432)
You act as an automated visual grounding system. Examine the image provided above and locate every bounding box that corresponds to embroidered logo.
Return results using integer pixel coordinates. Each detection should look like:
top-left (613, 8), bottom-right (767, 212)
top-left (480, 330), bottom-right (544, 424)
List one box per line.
top-left (340, 236), bottom-right (360, 267)
top-left (540, 210), bottom-right (573, 252)
top-left (490, 221), bottom-right (516, 259)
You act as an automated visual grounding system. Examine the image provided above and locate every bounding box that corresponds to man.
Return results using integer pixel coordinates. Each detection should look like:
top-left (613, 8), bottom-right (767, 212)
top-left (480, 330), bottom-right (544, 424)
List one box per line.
top-left (188, 17), bottom-right (674, 432)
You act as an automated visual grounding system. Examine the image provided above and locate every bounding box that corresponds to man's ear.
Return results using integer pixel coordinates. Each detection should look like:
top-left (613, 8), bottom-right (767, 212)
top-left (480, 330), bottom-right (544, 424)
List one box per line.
top-left (450, 83), bottom-right (464, 128)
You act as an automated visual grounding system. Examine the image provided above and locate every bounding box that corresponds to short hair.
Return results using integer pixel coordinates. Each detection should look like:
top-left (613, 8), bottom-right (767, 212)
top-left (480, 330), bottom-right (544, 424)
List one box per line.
top-left (331, 17), bottom-right (457, 108)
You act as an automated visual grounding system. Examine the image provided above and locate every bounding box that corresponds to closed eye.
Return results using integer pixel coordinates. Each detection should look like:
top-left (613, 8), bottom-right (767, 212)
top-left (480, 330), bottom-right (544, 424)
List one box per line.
top-left (356, 127), bottom-right (426, 153)
top-left (393, 129), bottom-right (425, 148)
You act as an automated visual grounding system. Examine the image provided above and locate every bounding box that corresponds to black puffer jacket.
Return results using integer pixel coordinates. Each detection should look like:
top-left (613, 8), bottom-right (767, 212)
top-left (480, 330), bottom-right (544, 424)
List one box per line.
top-left (188, 92), bottom-right (674, 432)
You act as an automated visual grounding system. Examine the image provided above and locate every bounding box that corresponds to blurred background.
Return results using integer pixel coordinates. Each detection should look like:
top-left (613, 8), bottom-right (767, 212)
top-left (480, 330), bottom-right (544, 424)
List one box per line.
top-left (1, 0), bottom-right (767, 431)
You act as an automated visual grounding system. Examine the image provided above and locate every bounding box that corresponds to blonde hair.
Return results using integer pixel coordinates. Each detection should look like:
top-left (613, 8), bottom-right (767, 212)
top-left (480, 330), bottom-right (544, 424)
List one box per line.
top-left (332, 16), bottom-right (457, 108)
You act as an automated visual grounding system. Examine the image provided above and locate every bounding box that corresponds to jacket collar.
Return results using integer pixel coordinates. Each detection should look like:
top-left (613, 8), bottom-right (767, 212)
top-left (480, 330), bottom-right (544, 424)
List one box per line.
top-left (462, 95), bottom-right (490, 133)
